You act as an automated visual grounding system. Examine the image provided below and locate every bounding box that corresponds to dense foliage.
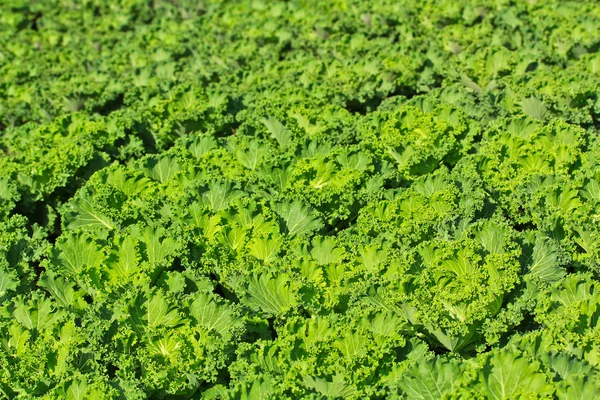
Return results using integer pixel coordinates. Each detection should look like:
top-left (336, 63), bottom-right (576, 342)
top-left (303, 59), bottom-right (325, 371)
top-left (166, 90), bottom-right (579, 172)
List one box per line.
top-left (1, 0), bottom-right (600, 398)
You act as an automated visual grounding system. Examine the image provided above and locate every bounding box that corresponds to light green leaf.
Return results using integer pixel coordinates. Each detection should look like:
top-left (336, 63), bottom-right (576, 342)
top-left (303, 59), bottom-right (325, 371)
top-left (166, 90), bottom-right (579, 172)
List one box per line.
top-left (147, 292), bottom-right (181, 328)
top-left (334, 331), bottom-right (367, 359)
top-left (311, 237), bottom-right (344, 265)
top-left (203, 181), bottom-right (243, 211)
top-left (14, 294), bottom-right (64, 331)
top-left (66, 379), bottom-right (89, 400)
top-left (109, 236), bottom-right (140, 278)
top-left (136, 226), bottom-right (178, 266)
top-left (521, 97), bottom-right (547, 120)
top-left (189, 136), bottom-right (218, 159)
top-left (303, 374), bottom-right (357, 398)
top-left (274, 200), bottom-right (323, 236)
top-left (144, 156), bottom-right (180, 183)
top-left (0, 266), bottom-right (18, 298)
top-left (399, 358), bottom-right (462, 400)
top-left (54, 234), bottom-right (105, 277)
top-left (189, 293), bottom-right (238, 337)
top-left (262, 116), bottom-right (293, 147)
top-left (480, 351), bottom-right (552, 400)
top-left (38, 272), bottom-right (86, 309)
top-left (248, 235), bottom-right (281, 264)
top-left (65, 196), bottom-right (116, 231)
top-left (528, 238), bottom-right (565, 283)
top-left (556, 376), bottom-right (600, 400)
top-left (245, 274), bottom-right (297, 316)
top-left (234, 139), bottom-right (267, 170)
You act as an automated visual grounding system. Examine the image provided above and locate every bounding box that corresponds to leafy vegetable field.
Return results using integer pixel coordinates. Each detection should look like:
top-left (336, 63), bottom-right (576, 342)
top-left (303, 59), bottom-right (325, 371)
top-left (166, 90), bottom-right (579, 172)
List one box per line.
top-left (1, 0), bottom-right (600, 398)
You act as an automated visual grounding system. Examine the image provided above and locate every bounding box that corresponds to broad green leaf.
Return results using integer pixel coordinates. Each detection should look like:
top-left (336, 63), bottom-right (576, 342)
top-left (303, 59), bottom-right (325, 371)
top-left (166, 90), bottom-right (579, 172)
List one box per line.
top-left (460, 74), bottom-right (482, 93)
top-left (0, 266), bottom-right (18, 298)
top-left (426, 324), bottom-right (477, 353)
top-left (66, 379), bottom-right (89, 400)
top-left (262, 116), bottom-right (293, 147)
top-left (130, 292), bottom-right (181, 335)
top-left (38, 272), bottom-right (86, 309)
top-left (399, 358), bottom-right (462, 400)
top-left (14, 294), bottom-right (64, 331)
top-left (189, 293), bottom-right (238, 337)
top-left (303, 375), bottom-right (357, 397)
top-left (65, 196), bottom-right (116, 231)
top-left (189, 136), bottom-right (218, 159)
top-left (136, 226), bottom-right (178, 266)
top-left (109, 236), bottom-right (140, 278)
top-left (219, 226), bottom-right (247, 251)
top-left (546, 352), bottom-right (592, 379)
top-left (480, 351), bottom-right (552, 400)
top-left (144, 156), bottom-right (180, 183)
top-left (359, 244), bottom-right (387, 273)
top-left (334, 331), bottom-right (367, 359)
top-left (203, 181), bottom-right (243, 211)
top-left (147, 292), bottom-right (181, 328)
top-left (550, 275), bottom-right (595, 307)
top-left (234, 139), bottom-right (267, 170)
top-left (528, 238), bottom-right (565, 283)
top-left (236, 376), bottom-right (276, 400)
top-left (366, 311), bottom-right (404, 337)
top-left (245, 274), bottom-right (297, 316)
top-left (54, 234), bottom-right (105, 277)
top-left (7, 324), bottom-right (30, 356)
top-left (556, 376), bottom-right (600, 400)
top-left (311, 237), bottom-right (344, 265)
top-left (248, 235), bottom-right (281, 264)
top-left (274, 200), bottom-right (323, 236)
top-left (521, 97), bottom-right (547, 120)
top-left (476, 221), bottom-right (508, 254)
top-left (147, 333), bottom-right (181, 357)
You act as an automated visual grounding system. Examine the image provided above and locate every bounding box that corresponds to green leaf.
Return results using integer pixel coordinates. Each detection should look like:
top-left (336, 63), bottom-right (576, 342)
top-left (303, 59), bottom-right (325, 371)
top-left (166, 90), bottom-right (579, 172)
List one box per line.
top-left (236, 376), bottom-right (277, 400)
top-left (130, 291), bottom-right (181, 333)
top-left (14, 293), bottom-right (64, 331)
top-left (203, 181), bottom-right (243, 211)
top-left (480, 351), bottom-right (552, 400)
top-left (274, 200), bottom-right (323, 236)
top-left (399, 358), bottom-right (462, 400)
top-left (234, 139), bottom-right (267, 170)
top-left (7, 324), bottom-right (30, 356)
top-left (460, 74), bottom-right (482, 93)
top-left (53, 234), bottom-right (105, 277)
top-left (38, 272), bottom-right (86, 310)
top-left (147, 333), bottom-right (181, 357)
top-left (528, 238), bottom-right (565, 283)
top-left (521, 97), bottom-right (547, 120)
top-left (262, 116), bottom-right (293, 147)
top-left (556, 376), bottom-right (600, 400)
top-left (546, 352), bottom-right (592, 380)
top-left (66, 379), bottom-right (89, 400)
top-left (109, 236), bottom-right (140, 278)
top-left (144, 156), bottom-right (180, 183)
top-left (245, 274), bottom-right (297, 316)
top-left (248, 235), bottom-right (281, 264)
top-left (334, 331), bottom-right (367, 359)
top-left (189, 136), bottom-right (218, 159)
top-left (135, 226), bottom-right (179, 266)
top-left (147, 292), bottom-right (182, 328)
top-left (359, 243), bottom-right (387, 273)
top-left (303, 374), bottom-right (357, 397)
top-left (476, 221), bottom-right (508, 254)
top-left (65, 195), bottom-right (116, 231)
top-left (311, 237), bottom-right (344, 265)
top-left (189, 293), bottom-right (238, 337)
top-left (0, 266), bottom-right (18, 298)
